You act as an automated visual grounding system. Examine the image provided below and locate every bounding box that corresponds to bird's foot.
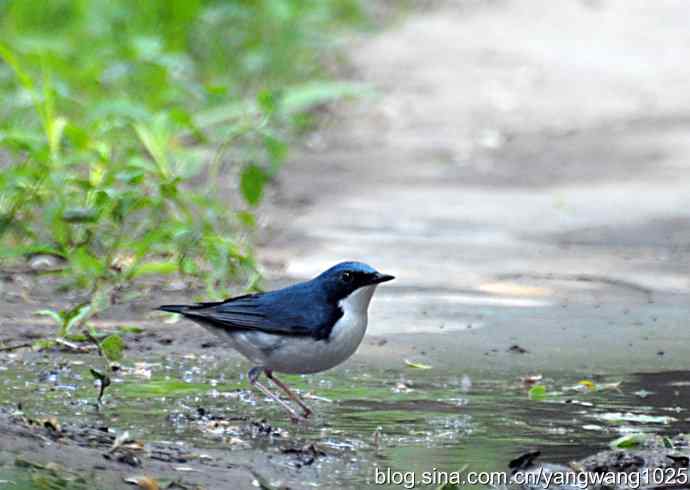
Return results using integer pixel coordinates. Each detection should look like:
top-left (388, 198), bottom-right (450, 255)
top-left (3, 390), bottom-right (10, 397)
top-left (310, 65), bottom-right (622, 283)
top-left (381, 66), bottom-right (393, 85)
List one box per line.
top-left (264, 369), bottom-right (314, 420)
top-left (249, 367), bottom-right (315, 423)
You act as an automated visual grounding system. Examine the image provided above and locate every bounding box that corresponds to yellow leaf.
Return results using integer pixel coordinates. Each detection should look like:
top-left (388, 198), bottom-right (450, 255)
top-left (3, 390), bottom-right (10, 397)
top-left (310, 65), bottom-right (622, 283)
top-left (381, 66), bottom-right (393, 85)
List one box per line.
top-left (404, 359), bottom-right (432, 369)
top-left (124, 475), bottom-right (160, 490)
top-left (577, 380), bottom-right (595, 391)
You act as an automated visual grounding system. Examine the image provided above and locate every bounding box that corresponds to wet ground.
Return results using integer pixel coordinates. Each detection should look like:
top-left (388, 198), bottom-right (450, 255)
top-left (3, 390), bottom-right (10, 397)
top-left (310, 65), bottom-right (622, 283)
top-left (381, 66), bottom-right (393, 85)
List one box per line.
top-left (2, 351), bottom-right (690, 489)
top-left (3, 0), bottom-right (690, 488)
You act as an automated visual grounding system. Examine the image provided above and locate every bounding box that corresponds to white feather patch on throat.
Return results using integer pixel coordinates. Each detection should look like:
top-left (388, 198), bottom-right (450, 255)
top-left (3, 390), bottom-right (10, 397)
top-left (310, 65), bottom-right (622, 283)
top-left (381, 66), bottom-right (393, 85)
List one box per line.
top-left (339, 285), bottom-right (377, 316)
top-left (330, 284), bottom-right (377, 345)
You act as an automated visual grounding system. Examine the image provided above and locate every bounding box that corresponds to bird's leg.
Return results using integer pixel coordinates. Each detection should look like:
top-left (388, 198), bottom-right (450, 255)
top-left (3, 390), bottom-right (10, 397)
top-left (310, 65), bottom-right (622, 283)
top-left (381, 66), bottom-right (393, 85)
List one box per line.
top-left (247, 367), bottom-right (304, 422)
top-left (265, 369), bottom-right (313, 419)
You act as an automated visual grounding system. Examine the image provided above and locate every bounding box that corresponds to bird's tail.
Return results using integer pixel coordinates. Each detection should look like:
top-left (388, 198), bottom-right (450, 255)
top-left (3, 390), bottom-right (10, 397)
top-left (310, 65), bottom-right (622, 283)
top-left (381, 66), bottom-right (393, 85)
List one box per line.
top-left (157, 305), bottom-right (189, 314)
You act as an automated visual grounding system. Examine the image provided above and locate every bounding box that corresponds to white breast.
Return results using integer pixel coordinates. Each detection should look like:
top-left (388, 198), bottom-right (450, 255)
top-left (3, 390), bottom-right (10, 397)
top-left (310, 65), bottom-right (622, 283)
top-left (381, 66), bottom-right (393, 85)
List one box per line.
top-left (231, 285), bottom-right (378, 374)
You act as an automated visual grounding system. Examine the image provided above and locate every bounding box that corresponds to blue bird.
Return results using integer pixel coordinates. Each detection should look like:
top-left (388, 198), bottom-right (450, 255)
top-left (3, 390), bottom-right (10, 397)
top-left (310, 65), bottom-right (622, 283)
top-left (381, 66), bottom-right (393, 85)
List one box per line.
top-left (158, 261), bottom-right (394, 421)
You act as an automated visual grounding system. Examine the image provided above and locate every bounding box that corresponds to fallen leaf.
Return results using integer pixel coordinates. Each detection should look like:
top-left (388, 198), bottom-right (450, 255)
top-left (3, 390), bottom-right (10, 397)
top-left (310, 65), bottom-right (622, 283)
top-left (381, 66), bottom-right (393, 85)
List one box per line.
top-left (577, 380), bottom-right (595, 391)
top-left (528, 385), bottom-right (547, 400)
top-left (564, 380), bottom-right (622, 393)
top-left (124, 475), bottom-right (160, 490)
top-left (609, 433), bottom-right (648, 449)
top-left (404, 360), bottom-right (432, 369)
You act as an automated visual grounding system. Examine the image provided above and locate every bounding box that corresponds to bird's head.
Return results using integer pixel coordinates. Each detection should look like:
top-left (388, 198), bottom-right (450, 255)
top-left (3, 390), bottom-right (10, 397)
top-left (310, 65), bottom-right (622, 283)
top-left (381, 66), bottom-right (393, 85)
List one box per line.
top-left (314, 261), bottom-right (394, 308)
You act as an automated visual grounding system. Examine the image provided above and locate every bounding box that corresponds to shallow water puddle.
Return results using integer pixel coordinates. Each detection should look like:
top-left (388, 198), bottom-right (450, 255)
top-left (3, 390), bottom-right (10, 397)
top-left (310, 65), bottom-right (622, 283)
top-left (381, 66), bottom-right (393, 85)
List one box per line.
top-left (2, 353), bottom-right (690, 488)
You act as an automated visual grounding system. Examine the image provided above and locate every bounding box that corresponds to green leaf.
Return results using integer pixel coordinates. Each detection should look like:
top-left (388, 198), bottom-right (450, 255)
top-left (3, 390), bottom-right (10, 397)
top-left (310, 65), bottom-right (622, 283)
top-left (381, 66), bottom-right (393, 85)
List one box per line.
top-left (36, 309), bottom-right (63, 325)
top-left (101, 334), bottom-right (125, 362)
top-left (0, 245), bottom-right (64, 260)
top-left (263, 134), bottom-right (288, 174)
top-left (62, 303), bottom-right (92, 336)
top-left (528, 385), bottom-right (547, 400)
top-left (257, 89), bottom-right (279, 115)
top-left (0, 43), bottom-right (35, 92)
top-left (236, 210), bottom-right (256, 228)
top-left (46, 116), bottom-right (67, 159)
top-left (68, 248), bottom-right (106, 281)
top-left (130, 261), bottom-right (178, 278)
top-left (134, 122), bottom-right (169, 177)
top-left (609, 433), bottom-right (648, 449)
top-left (240, 164), bottom-right (267, 206)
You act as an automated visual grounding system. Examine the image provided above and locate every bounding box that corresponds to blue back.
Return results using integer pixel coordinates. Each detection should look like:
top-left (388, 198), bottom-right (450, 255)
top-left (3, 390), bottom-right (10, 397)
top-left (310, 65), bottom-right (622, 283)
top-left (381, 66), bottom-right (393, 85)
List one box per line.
top-left (182, 261), bottom-right (378, 340)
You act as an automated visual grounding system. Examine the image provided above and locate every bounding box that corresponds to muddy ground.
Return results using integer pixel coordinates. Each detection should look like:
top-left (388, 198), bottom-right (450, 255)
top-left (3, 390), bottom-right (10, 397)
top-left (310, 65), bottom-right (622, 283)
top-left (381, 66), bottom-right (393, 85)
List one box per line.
top-left (2, 0), bottom-right (690, 488)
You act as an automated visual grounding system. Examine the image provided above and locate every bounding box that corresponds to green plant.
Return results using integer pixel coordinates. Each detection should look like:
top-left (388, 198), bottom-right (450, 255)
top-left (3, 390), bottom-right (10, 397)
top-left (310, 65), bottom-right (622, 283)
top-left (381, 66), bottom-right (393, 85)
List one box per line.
top-left (0, 0), bottom-right (365, 313)
top-left (36, 303), bottom-right (91, 340)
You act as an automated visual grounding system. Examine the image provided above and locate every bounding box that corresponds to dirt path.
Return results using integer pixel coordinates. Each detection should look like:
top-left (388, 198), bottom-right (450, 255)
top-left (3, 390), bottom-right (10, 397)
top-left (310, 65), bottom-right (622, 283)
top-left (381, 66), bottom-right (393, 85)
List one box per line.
top-left (266, 0), bottom-right (690, 374)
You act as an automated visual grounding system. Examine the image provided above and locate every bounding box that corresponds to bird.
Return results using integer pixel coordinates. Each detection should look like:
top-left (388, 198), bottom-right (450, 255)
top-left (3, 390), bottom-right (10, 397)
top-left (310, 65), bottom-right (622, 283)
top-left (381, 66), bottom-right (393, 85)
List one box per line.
top-left (158, 261), bottom-right (394, 421)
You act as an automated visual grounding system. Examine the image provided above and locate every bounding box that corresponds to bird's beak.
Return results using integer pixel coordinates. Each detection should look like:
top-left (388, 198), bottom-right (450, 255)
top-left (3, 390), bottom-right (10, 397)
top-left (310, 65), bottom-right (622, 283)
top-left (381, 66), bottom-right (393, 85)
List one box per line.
top-left (370, 272), bottom-right (395, 284)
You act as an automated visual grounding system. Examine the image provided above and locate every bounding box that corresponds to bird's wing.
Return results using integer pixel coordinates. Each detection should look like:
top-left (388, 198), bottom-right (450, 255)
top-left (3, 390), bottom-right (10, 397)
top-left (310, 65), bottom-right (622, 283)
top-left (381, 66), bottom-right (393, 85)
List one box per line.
top-left (181, 289), bottom-right (338, 338)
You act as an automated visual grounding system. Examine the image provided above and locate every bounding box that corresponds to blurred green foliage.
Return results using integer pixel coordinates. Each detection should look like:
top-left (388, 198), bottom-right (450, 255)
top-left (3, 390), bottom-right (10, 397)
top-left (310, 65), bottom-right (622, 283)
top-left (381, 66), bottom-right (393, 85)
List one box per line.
top-left (0, 0), bottom-right (364, 306)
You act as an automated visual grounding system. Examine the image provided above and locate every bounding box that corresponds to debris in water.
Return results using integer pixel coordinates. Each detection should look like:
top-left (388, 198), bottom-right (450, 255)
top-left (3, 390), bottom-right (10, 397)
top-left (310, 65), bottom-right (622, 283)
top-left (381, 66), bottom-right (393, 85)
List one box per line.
top-left (404, 359), bottom-right (432, 369)
top-left (124, 475), bottom-right (161, 490)
top-left (460, 375), bottom-right (472, 392)
top-left (42, 416), bottom-right (62, 434)
top-left (520, 374), bottom-right (542, 386)
top-left (594, 412), bottom-right (677, 425)
top-left (563, 380), bottom-right (622, 393)
top-left (509, 450), bottom-right (541, 472)
top-left (281, 443), bottom-right (326, 467)
top-left (508, 344), bottom-right (528, 354)
top-left (392, 380), bottom-right (412, 394)
top-left (528, 385), bottom-right (546, 400)
top-left (565, 399), bottom-right (594, 407)
top-left (609, 433), bottom-right (647, 449)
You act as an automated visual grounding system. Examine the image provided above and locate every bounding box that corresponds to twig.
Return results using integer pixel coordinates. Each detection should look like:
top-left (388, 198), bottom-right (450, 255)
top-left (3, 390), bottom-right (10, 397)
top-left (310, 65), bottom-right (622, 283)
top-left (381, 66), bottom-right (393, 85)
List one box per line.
top-left (0, 342), bottom-right (32, 352)
top-left (54, 338), bottom-right (95, 352)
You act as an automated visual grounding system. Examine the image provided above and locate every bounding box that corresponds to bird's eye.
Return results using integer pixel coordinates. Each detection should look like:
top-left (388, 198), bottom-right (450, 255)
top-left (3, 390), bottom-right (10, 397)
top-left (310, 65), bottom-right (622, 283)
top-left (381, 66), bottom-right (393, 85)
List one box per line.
top-left (341, 271), bottom-right (354, 283)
